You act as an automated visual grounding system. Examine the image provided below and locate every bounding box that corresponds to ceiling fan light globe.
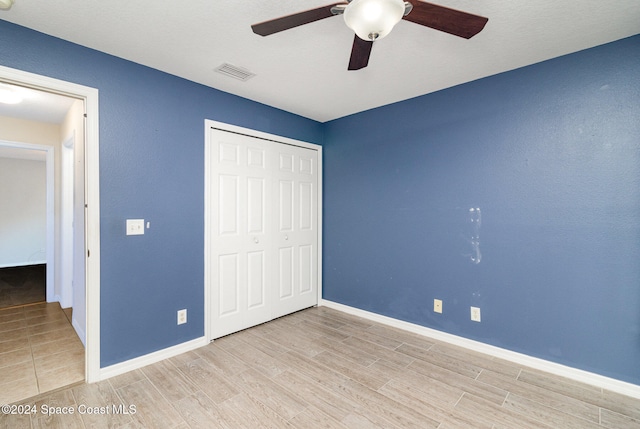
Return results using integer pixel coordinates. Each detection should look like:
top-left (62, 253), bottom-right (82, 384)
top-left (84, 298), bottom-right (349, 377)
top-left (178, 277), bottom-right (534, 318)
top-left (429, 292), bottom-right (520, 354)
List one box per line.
top-left (0, 0), bottom-right (14, 11)
top-left (344, 0), bottom-right (405, 41)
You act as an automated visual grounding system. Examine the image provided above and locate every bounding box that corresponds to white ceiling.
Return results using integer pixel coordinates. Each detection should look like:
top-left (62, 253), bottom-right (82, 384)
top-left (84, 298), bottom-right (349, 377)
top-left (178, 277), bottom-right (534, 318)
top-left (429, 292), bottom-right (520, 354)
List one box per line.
top-left (1, 0), bottom-right (639, 122)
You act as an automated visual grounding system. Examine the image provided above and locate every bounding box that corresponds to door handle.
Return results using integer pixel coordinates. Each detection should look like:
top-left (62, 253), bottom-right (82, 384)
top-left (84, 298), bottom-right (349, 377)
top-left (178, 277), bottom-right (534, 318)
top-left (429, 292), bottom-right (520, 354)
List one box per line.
top-left (254, 237), bottom-right (259, 244)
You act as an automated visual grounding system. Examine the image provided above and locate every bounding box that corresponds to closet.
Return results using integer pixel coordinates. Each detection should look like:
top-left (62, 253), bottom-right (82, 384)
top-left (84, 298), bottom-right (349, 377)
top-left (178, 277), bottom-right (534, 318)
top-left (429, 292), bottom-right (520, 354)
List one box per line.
top-left (205, 122), bottom-right (321, 339)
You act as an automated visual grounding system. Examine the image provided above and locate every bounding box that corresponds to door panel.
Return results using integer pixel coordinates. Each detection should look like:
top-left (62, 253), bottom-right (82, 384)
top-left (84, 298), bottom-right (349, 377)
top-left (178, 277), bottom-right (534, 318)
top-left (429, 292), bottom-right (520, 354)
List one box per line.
top-left (278, 246), bottom-right (294, 299)
top-left (218, 254), bottom-right (240, 317)
top-left (247, 177), bottom-right (265, 234)
top-left (219, 175), bottom-right (239, 236)
top-left (219, 142), bottom-right (239, 165)
top-left (299, 182), bottom-right (313, 231)
top-left (279, 180), bottom-right (294, 231)
top-left (300, 156), bottom-right (313, 175)
top-left (248, 147), bottom-right (265, 168)
top-left (279, 153), bottom-right (294, 172)
top-left (247, 250), bottom-right (265, 309)
top-left (299, 244), bottom-right (313, 294)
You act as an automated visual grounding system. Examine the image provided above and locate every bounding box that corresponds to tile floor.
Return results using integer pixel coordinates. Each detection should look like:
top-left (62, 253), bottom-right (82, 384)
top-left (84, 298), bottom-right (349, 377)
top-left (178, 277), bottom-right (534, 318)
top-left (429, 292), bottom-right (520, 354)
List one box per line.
top-left (0, 302), bottom-right (85, 405)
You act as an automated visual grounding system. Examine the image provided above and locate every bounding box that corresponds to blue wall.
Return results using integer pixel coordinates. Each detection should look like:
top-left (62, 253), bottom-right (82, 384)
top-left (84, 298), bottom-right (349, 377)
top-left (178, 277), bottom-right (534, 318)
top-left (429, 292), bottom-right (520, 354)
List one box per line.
top-left (0, 20), bottom-right (323, 367)
top-left (323, 35), bottom-right (640, 384)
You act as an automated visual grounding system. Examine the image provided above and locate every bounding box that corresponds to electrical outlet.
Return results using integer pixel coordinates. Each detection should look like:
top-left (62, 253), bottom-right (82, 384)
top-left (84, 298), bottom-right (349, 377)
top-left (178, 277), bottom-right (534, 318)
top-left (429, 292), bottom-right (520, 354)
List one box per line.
top-left (470, 306), bottom-right (481, 322)
top-left (434, 299), bottom-right (443, 314)
top-left (177, 309), bottom-right (187, 325)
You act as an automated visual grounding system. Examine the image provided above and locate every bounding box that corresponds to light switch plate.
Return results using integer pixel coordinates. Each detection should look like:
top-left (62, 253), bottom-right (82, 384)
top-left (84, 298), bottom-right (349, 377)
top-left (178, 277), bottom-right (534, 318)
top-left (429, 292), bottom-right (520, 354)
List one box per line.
top-left (126, 219), bottom-right (145, 235)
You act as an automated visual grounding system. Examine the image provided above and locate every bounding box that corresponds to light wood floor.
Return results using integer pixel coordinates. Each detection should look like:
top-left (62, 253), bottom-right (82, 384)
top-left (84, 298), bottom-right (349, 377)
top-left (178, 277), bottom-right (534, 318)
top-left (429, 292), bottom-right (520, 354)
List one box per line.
top-left (0, 302), bottom-right (85, 405)
top-left (2, 306), bottom-right (639, 428)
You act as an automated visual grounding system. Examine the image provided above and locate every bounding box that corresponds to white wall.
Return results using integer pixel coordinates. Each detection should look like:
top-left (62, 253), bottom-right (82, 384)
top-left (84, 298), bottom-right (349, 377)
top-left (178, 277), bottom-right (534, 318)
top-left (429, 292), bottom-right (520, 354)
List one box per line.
top-left (0, 116), bottom-right (61, 146)
top-left (0, 157), bottom-right (46, 267)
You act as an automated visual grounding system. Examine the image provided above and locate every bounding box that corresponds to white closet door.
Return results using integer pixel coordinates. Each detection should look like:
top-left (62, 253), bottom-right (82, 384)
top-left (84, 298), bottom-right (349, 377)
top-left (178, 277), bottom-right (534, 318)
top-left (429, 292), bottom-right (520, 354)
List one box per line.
top-left (208, 126), bottom-right (318, 340)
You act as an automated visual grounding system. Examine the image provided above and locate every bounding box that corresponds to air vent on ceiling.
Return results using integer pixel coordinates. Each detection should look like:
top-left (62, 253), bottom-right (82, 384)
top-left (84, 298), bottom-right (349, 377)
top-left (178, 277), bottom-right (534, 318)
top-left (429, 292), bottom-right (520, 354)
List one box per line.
top-left (215, 63), bottom-right (256, 82)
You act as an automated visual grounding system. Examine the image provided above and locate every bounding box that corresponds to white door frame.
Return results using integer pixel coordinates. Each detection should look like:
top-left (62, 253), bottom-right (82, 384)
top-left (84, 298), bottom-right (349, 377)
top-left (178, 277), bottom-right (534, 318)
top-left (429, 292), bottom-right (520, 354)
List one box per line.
top-left (0, 65), bottom-right (101, 382)
top-left (204, 119), bottom-right (323, 342)
top-left (60, 132), bottom-right (74, 309)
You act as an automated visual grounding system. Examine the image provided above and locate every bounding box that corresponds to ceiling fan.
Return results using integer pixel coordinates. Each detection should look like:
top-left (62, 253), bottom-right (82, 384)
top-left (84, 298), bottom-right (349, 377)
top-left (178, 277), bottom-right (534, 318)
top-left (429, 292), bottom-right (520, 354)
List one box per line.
top-left (251, 0), bottom-right (489, 71)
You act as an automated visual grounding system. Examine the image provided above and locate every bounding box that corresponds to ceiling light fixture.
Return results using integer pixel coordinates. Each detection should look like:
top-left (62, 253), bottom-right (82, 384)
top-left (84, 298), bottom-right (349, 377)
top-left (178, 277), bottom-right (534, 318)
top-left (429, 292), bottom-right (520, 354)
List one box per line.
top-left (0, 0), bottom-right (14, 11)
top-left (343, 0), bottom-right (408, 41)
top-left (0, 85), bottom-right (23, 104)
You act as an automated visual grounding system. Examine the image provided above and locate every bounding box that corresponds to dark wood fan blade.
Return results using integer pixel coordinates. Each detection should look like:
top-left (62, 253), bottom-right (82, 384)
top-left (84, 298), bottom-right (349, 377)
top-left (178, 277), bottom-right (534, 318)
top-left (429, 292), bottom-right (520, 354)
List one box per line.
top-left (252, 4), bottom-right (340, 36)
top-left (348, 36), bottom-right (374, 71)
top-left (403, 1), bottom-right (488, 39)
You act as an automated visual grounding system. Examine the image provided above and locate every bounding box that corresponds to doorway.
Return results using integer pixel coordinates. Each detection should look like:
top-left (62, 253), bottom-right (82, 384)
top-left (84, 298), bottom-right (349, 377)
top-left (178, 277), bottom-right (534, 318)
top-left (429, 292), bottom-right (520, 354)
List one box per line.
top-left (0, 65), bottom-right (100, 388)
top-left (0, 99), bottom-right (87, 404)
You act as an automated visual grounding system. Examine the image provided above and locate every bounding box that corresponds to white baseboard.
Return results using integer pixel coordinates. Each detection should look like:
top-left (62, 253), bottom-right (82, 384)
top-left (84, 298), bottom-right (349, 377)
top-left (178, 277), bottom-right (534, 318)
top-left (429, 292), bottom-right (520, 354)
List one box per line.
top-left (71, 317), bottom-right (86, 347)
top-left (98, 336), bottom-right (209, 381)
top-left (319, 299), bottom-right (640, 400)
